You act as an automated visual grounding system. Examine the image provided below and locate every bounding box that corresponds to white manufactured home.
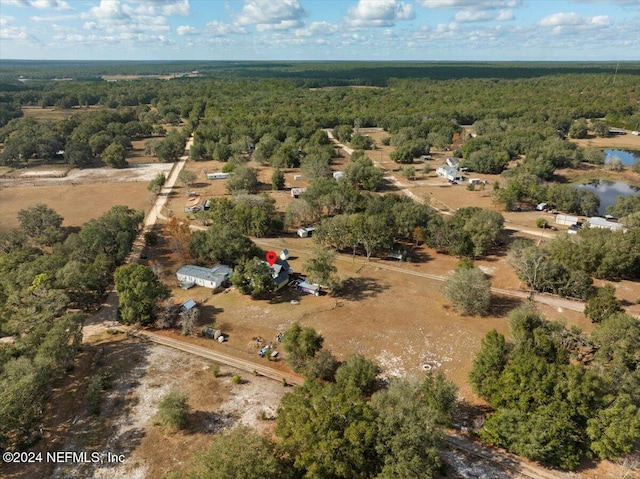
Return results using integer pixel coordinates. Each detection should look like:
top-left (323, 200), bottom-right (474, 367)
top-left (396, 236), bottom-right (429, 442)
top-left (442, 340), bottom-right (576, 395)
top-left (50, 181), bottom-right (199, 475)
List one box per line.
top-left (206, 172), bottom-right (230, 180)
top-left (176, 264), bottom-right (232, 289)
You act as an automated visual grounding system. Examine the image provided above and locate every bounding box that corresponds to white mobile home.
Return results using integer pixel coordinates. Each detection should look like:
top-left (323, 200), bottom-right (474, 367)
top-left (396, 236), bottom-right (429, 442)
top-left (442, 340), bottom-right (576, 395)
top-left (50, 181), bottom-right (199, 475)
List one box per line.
top-left (436, 165), bottom-right (462, 182)
top-left (176, 264), bottom-right (232, 289)
top-left (206, 172), bottom-right (230, 180)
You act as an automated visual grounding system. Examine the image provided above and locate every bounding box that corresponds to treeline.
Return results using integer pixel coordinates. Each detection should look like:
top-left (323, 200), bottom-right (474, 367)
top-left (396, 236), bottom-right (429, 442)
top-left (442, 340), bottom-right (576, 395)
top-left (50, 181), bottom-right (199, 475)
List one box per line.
top-left (470, 305), bottom-right (640, 470)
top-left (0, 205), bottom-right (143, 449)
top-left (2, 67), bottom-right (639, 142)
top-left (0, 107), bottom-right (186, 166)
top-left (509, 222), bottom-right (640, 297)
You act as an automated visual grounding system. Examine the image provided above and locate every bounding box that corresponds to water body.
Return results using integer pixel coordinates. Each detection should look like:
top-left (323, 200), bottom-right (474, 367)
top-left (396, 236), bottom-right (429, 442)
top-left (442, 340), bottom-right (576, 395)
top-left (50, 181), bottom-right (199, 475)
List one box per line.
top-left (604, 149), bottom-right (640, 166)
top-left (575, 180), bottom-right (639, 215)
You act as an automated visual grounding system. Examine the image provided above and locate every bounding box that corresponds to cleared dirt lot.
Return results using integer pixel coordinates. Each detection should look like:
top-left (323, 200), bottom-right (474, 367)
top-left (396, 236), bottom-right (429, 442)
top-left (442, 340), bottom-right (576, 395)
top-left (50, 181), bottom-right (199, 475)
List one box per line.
top-left (0, 163), bottom-right (174, 233)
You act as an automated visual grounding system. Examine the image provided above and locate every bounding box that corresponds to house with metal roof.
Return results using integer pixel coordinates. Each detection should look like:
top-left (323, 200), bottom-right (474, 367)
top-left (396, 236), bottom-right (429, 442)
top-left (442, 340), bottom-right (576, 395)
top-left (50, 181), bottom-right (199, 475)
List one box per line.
top-left (586, 217), bottom-right (627, 232)
top-left (176, 264), bottom-right (232, 289)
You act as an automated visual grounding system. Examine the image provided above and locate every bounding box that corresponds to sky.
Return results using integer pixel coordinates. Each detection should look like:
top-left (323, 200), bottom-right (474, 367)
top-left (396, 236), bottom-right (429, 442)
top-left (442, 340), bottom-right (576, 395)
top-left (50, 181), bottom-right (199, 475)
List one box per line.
top-left (1, 0), bottom-right (639, 61)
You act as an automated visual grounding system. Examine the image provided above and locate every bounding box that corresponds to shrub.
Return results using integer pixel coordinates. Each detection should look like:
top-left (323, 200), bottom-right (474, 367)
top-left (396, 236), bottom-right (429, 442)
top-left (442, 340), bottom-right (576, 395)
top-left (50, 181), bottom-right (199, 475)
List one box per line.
top-left (536, 218), bottom-right (548, 229)
top-left (157, 390), bottom-right (190, 431)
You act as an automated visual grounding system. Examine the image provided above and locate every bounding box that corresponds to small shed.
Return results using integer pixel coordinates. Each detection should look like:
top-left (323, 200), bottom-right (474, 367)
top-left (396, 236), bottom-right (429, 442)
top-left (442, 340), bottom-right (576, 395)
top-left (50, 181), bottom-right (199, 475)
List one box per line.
top-left (297, 227), bottom-right (316, 238)
top-left (181, 299), bottom-right (197, 311)
top-left (555, 214), bottom-right (579, 226)
top-left (291, 187), bottom-right (307, 198)
top-left (202, 326), bottom-right (222, 340)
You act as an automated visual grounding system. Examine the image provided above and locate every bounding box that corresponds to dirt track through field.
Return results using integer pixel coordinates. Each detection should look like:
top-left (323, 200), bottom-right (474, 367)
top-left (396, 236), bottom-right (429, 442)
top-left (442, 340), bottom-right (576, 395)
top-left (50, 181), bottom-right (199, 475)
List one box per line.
top-left (133, 331), bottom-right (304, 386)
top-left (252, 238), bottom-right (586, 313)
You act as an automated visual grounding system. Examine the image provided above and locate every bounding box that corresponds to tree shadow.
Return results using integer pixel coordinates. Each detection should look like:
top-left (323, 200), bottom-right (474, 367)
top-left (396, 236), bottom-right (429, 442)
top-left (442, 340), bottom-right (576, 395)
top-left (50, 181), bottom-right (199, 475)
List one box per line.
top-left (488, 295), bottom-right (524, 317)
top-left (185, 410), bottom-right (235, 435)
top-left (334, 276), bottom-right (389, 301)
top-left (268, 287), bottom-right (303, 304)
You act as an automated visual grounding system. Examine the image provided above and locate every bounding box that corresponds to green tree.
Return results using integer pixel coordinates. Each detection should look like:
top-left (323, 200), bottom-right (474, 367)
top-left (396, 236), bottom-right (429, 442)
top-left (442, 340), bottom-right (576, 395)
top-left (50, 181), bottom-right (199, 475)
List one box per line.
top-left (102, 142), bottom-right (127, 168)
top-left (282, 323), bottom-right (324, 372)
top-left (157, 390), bottom-right (189, 431)
top-left (584, 283), bottom-right (622, 323)
top-left (178, 169), bottom-right (197, 188)
top-left (371, 375), bottom-right (455, 479)
top-left (350, 133), bottom-right (374, 150)
top-left (148, 172), bottom-right (166, 194)
top-left (344, 155), bottom-right (384, 191)
top-left (442, 267), bottom-right (491, 315)
top-left (333, 124), bottom-right (353, 142)
top-left (276, 381), bottom-right (378, 479)
top-left (271, 167), bottom-right (285, 190)
top-left (304, 248), bottom-right (339, 290)
top-left (64, 137), bottom-right (94, 167)
top-left (591, 120), bottom-right (610, 138)
top-left (189, 224), bottom-right (260, 265)
top-left (184, 426), bottom-right (289, 479)
top-left (17, 203), bottom-right (64, 246)
top-left (587, 394), bottom-right (640, 460)
top-left (568, 118), bottom-right (588, 139)
top-left (469, 330), bottom-right (509, 402)
top-left (114, 263), bottom-right (169, 325)
top-left (231, 257), bottom-right (275, 298)
top-left (226, 165), bottom-right (259, 194)
top-left (335, 354), bottom-right (380, 396)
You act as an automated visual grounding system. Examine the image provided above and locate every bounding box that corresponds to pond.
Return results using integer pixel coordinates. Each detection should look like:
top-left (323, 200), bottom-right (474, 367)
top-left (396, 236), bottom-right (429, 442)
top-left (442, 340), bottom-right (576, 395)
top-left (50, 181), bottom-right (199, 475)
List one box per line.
top-left (604, 149), bottom-right (640, 166)
top-left (575, 180), bottom-right (639, 215)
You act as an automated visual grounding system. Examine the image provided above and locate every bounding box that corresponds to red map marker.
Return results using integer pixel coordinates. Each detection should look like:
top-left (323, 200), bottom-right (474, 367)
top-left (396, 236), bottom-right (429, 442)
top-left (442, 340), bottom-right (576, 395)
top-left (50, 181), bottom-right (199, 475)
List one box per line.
top-left (265, 251), bottom-right (278, 266)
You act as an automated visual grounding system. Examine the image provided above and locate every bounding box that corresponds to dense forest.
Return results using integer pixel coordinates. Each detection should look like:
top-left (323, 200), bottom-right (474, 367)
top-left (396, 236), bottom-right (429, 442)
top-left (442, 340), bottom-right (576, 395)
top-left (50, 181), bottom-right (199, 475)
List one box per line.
top-left (1, 62), bottom-right (640, 475)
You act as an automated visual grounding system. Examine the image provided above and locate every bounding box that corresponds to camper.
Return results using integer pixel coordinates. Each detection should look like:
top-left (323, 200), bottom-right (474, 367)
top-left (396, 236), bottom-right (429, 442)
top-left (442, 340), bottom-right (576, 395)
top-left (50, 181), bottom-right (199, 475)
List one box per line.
top-left (297, 227), bottom-right (316, 238)
top-left (206, 172), bottom-right (230, 180)
top-left (297, 281), bottom-right (320, 296)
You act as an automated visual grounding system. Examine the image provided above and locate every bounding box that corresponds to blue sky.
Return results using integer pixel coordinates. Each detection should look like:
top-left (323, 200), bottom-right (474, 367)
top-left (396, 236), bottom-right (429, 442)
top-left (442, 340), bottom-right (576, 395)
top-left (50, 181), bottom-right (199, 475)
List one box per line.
top-left (1, 0), bottom-right (639, 61)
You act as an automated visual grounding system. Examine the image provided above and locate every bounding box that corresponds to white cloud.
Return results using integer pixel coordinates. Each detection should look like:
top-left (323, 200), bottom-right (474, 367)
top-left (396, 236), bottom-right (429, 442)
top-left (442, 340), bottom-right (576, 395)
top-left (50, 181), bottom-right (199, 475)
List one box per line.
top-left (176, 24), bottom-right (198, 35)
top-left (2, 0), bottom-right (71, 9)
top-left (347, 0), bottom-right (414, 27)
top-left (346, 0), bottom-right (415, 28)
top-left (538, 12), bottom-right (611, 27)
top-left (294, 21), bottom-right (339, 38)
top-left (82, 0), bottom-right (131, 22)
top-left (236, 0), bottom-right (306, 30)
top-left (495, 9), bottom-right (514, 21)
top-left (455, 10), bottom-right (493, 22)
top-left (205, 20), bottom-right (247, 37)
top-left (136, 0), bottom-right (191, 16)
top-left (420, 0), bottom-right (522, 8)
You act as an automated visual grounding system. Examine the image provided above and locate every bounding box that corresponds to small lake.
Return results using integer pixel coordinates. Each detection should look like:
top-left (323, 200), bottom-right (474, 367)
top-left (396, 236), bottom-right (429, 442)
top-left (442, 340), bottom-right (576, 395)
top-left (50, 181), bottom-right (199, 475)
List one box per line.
top-left (575, 180), bottom-right (639, 215)
top-left (604, 149), bottom-right (640, 166)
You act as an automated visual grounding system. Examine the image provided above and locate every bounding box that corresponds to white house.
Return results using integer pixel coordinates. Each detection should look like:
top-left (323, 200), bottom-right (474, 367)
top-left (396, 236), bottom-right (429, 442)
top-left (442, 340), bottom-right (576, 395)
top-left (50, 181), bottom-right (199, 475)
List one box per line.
top-left (585, 217), bottom-right (627, 232)
top-left (445, 157), bottom-right (461, 168)
top-left (176, 265), bottom-right (232, 289)
top-left (436, 164), bottom-right (462, 182)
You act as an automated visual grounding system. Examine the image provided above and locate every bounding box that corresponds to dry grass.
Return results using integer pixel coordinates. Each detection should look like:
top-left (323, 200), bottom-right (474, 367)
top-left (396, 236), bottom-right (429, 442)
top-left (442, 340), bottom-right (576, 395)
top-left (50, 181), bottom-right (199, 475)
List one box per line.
top-left (0, 182), bottom-right (152, 233)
